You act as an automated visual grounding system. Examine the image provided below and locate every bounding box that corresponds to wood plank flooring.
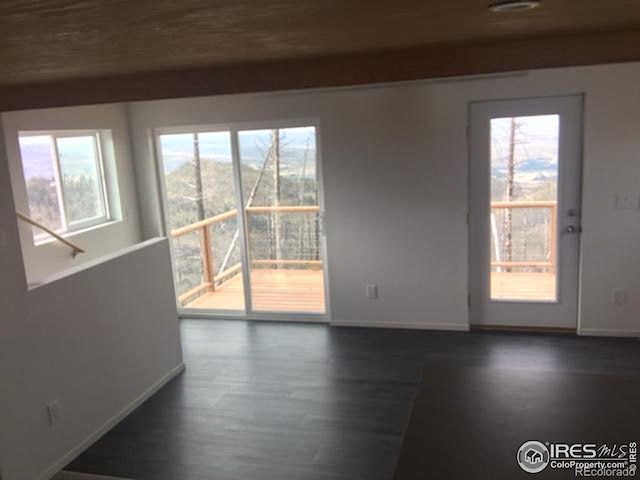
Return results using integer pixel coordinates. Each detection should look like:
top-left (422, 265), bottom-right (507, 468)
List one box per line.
top-left (67, 320), bottom-right (640, 480)
top-left (187, 269), bottom-right (326, 313)
top-left (394, 367), bottom-right (640, 479)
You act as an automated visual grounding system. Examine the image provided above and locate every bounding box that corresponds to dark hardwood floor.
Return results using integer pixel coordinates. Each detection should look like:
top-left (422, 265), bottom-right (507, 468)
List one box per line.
top-left (394, 367), bottom-right (640, 479)
top-left (67, 320), bottom-right (640, 480)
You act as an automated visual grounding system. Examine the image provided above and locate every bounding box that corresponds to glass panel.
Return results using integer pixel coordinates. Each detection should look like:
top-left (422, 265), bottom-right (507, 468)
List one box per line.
top-left (56, 135), bottom-right (106, 225)
top-left (238, 126), bottom-right (325, 313)
top-left (172, 230), bottom-right (205, 295)
top-left (18, 135), bottom-right (63, 238)
top-left (158, 131), bottom-right (245, 311)
top-left (489, 115), bottom-right (559, 301)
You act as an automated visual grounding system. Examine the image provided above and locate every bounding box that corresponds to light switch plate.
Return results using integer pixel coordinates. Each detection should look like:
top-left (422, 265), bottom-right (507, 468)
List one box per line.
top-left (47, 401), bottom-right (60, 425)
top-left (612, 288), bottom-right (627, 305)
top-left (615, 194), bottom-right (640, 210)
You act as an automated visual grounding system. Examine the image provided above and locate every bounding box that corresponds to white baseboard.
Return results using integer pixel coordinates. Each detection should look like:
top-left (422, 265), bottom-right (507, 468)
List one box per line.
top-left (179, 312), bottom-right (329, 324)
top-left (330, 319), bottom-right (470, 332)
top-left (37, 362), bottom-right (186, 480)
top-left (578, 328), bottom-right (640, 338)
top-left (53, 473), bottom-right (133, 480)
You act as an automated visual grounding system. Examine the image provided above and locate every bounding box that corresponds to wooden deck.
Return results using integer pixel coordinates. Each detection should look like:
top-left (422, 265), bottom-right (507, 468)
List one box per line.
top-left (187, 268), bottom-right (326, 313)
top-left (491, 271), bottom-right (556, 301)
top-left (186, 269), bottom-right (554, 312)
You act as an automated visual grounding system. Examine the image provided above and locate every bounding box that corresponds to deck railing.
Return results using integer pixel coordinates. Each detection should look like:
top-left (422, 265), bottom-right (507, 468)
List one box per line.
top-left (490, 200), bottom-right (557, 271)
top-left (171, 205), bottom-right (321, 305)
top-left (171, 201), bottom-right (556, 305)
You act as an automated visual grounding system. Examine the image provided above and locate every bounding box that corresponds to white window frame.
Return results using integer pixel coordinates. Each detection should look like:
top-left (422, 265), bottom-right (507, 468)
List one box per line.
top-left (18, 130), bottom-right (112, 241)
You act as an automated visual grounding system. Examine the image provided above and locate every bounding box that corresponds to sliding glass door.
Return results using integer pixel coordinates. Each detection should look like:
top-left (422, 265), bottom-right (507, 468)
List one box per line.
top-left (238, 127), bottom-right (325, 313)
top-left (157, 130), bottom-right (246, 312)
top-left (156, 123), bottom-right (327, 317)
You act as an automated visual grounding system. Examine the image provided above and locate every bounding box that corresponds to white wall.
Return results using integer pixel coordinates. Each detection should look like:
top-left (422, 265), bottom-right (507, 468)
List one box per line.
top-left (0, 117), bottom-right (183, 480)
top-left (576, 67), bottom-right (640, 336)
top-left (2, 104), bottom-right (143, 283)
top-left (129, 85), bottom-right (471, 330)
top-left (130, 62), bottom-right (640, 335)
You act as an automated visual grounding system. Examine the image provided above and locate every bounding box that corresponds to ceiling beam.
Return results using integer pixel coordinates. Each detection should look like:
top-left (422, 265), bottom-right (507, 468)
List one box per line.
top-left (2, 28), bottom-right (640, 111)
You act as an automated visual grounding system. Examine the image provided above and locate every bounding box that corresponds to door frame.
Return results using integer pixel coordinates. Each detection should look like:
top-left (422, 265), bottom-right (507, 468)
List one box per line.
top-left (153, 117), bottom-right (332, 322)
top-left (467, 94), bottom-right (585, 329)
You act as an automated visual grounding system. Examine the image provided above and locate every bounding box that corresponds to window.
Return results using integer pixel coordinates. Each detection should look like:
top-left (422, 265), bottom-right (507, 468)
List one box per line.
top-left (18, 131), bottom-right (111, 241)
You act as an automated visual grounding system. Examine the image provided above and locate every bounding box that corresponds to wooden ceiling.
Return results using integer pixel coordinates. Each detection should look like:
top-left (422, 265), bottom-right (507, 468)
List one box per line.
top-left (1, 0), bottom-right (640, 109)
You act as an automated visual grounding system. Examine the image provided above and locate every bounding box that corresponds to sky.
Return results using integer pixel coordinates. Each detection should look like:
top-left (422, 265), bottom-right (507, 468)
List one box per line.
top-left (490, 114), bottom-right (559, 167)
top-left (19, 134), bottom-right (99, 180)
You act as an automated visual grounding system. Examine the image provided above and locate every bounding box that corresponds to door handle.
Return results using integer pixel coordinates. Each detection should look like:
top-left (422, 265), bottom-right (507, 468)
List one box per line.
top-left (566, 225), bottom-right (581, 234)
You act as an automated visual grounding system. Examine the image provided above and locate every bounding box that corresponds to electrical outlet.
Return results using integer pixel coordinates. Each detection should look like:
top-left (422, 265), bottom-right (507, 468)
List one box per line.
top-left (612, 288), bottom-right (627, 305)
top-left (47, 401), bottom-right (60, 425)
top-left (366, 284), bottom-right (378, 300)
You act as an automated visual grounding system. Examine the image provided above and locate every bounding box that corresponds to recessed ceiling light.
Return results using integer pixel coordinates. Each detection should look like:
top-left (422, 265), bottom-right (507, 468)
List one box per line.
top-left (489, 0), bottom-right (541, 12)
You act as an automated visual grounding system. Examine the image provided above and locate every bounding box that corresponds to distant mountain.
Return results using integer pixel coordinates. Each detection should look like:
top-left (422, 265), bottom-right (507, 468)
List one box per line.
top-left (20, 143), bottom-right (54, 180)
top-left (20, 140), bottom-right (99, 179)
top-left (516, 156), bottom-right (558, 172)
top-left (491, 156), bottom-right (558, 177)
top-left (160, 127), bottom-right (317, 177)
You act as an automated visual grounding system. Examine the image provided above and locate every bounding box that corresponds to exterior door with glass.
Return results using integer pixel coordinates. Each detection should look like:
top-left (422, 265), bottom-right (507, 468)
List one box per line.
top-left (469, 96), bottom-right (583, 329)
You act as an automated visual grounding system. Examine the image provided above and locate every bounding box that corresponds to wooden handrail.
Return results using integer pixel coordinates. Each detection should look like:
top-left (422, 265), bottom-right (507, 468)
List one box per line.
top-left (171, 209), bottom-right (237, 238)
top-left (171, 206), bottom-right (320, 239)
top-left (16, 212), bottom-right (85, 258)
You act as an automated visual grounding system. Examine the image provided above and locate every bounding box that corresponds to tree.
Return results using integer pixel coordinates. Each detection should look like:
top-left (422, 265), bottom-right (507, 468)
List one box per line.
top-left (492, 117), bottom-right (531, 272)
top-left (192, 134), bottom-right (205, 221)
top-left (218, 138), bottom-right (272, 274)
top-left (270, 129), bottom-right (283, 267)
top-left (504, 117), bottom-right (517, 271)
